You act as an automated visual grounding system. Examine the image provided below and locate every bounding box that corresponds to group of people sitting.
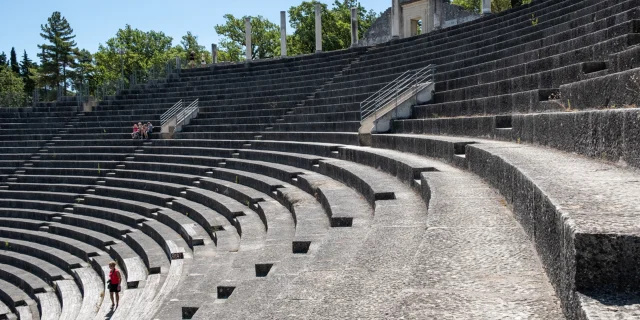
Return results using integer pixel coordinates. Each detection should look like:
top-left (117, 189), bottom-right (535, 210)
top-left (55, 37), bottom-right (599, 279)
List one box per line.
top-left (132, 122), bottom-right (153, 139)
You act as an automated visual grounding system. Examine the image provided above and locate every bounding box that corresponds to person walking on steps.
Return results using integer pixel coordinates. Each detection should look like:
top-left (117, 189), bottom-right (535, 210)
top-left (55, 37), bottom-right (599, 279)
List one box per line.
top-left (108, 261), bottom-right (122, 308)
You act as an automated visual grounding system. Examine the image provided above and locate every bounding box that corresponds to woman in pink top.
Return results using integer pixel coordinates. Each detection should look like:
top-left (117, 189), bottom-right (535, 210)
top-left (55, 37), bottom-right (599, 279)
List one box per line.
top-left (132, 123), bottom-right (139, 139)
top-left (108, 261), bottom-right (122, 308)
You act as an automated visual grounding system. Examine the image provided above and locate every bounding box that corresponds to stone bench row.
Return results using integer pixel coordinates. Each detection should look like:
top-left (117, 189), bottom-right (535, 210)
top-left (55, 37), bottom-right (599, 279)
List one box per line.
top-left (397, 107), bottom-right (640, 169)
top-left (0, 189), bottom-right (180, 276)
top-left (0, 278), bottom-right (39, 320)
top-left (358, 0), bottom-right (600, 66)
top-left (131, 66), bottom-right (340, 95)
top-left (325, 1), bottom-right (636, 100)
top-left (360, 0), bottom-right (567, 62)
top-left (370, 132), bottom-right (640, 319)
top-left (175, 51), bottom-right (359, 80)
top-left (181, 121), bottom-right (360, 133)
top-left (0, 206), bottom-right (148, 288)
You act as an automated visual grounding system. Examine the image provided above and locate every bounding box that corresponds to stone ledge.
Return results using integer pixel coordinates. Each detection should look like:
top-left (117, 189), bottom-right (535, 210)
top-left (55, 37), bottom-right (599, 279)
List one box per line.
top-left (373, 133), bottom-right (640, 319)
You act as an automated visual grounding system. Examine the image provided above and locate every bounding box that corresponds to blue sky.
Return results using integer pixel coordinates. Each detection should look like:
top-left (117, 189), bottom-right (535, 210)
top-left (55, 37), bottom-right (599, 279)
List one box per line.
top-left (1, 0), bottom-right (390, 61)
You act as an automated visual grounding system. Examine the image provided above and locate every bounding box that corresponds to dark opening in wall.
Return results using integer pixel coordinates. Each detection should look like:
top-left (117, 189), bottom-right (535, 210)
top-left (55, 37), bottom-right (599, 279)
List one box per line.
top-left (330, 217), bottom-right (353, 228)
top-left (255, 263), bottom-right (274, 277)
top-left (453, 142), bottom-right (475, 155)
top-left (182, 307), bottom-right (199, 319)
top-left (217, 286), bottom-right (235, 299)
top-left (292, 241), bottom-right (311, 254)
top-left (495, 115), bottom-right (513, 129)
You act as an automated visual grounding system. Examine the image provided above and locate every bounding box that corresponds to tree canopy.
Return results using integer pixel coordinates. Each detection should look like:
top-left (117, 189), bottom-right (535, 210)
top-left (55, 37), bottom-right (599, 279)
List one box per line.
top-left (37, 11), bottom-right (78, 94)
top-left (3, 1), bottom-right (383, 105)
top-left (0, 65), bottom-right (26, 107)
top-left (214, 14), bottom-right (280, 62)
top-left (213, 0), bottom-right (379, 60)
top-left (288, 0), bottom-right (378, 54)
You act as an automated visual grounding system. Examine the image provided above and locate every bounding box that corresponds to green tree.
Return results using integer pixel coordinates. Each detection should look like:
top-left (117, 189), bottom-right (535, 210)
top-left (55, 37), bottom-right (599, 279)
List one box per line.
top-left (214, 14), bottom-right (280, 61)
top-left (19, 50), bottom-right (37, 96)
top-left (37, 11), bottom-right (78, 95)
top-left (9, 48), bottom-right (19, 75)
top-left (181, 31), bottom-right (212, 66)
top-left (94, 25), bottom-right (183, 89)
top-left (0, 52), bottom-right (6, 66)
top-left (69, 49), bottom-right (95, 93)
top-left (0, 65), bottom-right (26, 107)
top-left (287, 1), bottom-right (379, 55)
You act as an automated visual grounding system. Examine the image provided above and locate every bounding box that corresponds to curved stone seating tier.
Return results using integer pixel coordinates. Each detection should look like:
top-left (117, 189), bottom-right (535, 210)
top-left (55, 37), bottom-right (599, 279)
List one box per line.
top-left (0, 278), bottom-right (40, 320)
top-left (0, 250), bottom-right (73, 283)
top-left (370, 133), bottom-right (640, 318)
top-left (69, 202), bottom-right (189, 261)
top-left (70, 267), bottom-right (103, 320)
top-left (0, 227), bottom-right (103, 262)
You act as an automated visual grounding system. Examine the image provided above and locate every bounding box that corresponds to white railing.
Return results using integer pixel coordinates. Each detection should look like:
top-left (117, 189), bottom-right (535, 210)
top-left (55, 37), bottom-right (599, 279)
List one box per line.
top-left (176, 99), bottom-right (199, 127)
top-left (160, 99), bottom-right (183, 125)
top-left (360, 64), bottom-right (436, 120)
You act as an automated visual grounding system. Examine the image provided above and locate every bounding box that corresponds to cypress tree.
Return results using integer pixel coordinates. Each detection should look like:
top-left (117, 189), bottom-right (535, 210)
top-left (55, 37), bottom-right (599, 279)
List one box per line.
top-left (0, 52), bottom-right (6, 66)
top-left (37, 11), bottom-right (78, 95)
top-left (9, 47), bottom-right (19, 75)
top-left (20, 50), bottom-right (36, 95)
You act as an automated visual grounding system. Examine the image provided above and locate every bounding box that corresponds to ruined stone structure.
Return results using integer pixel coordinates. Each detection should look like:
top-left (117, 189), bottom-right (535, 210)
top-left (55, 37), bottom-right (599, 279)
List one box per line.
top-left (1, 0), bottom-right (640, 319)
top-left (358, 0), bottom-right (481, 46)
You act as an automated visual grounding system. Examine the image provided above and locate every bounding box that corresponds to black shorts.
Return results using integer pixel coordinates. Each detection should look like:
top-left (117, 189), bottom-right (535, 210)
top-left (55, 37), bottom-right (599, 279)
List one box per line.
top-left (108, 283), bottom-right (120, 293)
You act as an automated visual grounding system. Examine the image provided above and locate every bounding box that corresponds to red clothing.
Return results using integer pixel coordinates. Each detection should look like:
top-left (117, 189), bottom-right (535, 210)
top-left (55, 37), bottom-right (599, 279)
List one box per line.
top-left (109, 269), bottom-right (121, 284)
top-left (133, 127), bottom-right (139, 133)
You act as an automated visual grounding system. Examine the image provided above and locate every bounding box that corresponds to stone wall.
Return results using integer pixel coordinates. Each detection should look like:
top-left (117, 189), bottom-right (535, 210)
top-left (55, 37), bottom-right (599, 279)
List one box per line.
top-left (356, 1), bottom-right (479, 47)
top-left (440, 2), bottom-right (480, 28)
top-left (356, 7), bottom-right (392, 47)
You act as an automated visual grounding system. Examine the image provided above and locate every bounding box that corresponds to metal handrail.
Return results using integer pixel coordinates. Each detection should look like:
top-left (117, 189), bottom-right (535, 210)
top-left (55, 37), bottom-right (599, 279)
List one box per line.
top-left (161, 99), bottom-right (183, 125)
top-left (360, 64), bottom-right (436, 120)
top-left (176, 99), bottom-right (199, 127)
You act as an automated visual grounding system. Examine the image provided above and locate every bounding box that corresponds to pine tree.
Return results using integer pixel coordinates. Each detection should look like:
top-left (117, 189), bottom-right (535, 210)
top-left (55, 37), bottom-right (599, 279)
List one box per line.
top-left (0, 52), bottom-right (7, 66)
top-left (37, 11), bottom-right (78, 95)
top-left (9, 48), bottom-right (19, 75)
top-left (20, 50), bottom-right (36, 96)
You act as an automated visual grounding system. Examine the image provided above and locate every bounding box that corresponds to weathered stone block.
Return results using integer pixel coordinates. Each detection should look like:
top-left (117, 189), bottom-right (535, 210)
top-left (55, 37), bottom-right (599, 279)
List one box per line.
top-left (623, 109), bottom-right (640, 167)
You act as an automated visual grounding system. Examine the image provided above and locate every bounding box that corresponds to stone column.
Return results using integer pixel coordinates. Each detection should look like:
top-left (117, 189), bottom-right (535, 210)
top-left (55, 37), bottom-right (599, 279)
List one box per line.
top-left (350, 7), bottom-right (359, 46)
top-left (482, 0), bottom-right (491, 14)
top-left (211, 44), bottom-right (218, 64)
top-left (315, 3), bottom-right (322, 52)
top-left (391, 0), bottom-right (401, 38)
top-left (425, 0), bottom-right (435, 33)
top-left (433, 0), bottom-right (442, 29)
top-left (245, 17), bottom-right (252, 61)
top-left (280, 11), bottom-right (287, 57)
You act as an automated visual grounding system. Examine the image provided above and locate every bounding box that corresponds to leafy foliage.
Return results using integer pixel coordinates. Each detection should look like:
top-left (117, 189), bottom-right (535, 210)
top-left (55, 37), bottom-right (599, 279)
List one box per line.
top-left (287, 0), bottom-right (377, 54)
top-left (0, 52), bottom-right (6, 66)
top-left (0, 65), bottom-right (26, 107)
top-left (214, 14), bottom-right (280, 61)
top-left (93, 25), bottom-right (183, 87)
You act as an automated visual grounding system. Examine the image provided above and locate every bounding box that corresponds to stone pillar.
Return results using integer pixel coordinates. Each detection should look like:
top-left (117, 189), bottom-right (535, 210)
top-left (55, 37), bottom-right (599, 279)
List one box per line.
top-left (482, 0), bottom-right (491, 14)
top-left (425, 0), bottom-right (435, 33)
top-left (433, 0), bottom-right (442, 29)
top-left (280, 11), bottom-right (287, 57)
top-left (245, 17), bottom-right (252, 61)
top-left (211, 44), bottom-right (218, 64)
top-left (315, 3), bottom-right (322, 52)
top-left (32, 89), bottom-right (39, 108)
top-left (391, 0), bottom-right (401, 38)
top-left (350, 7), bottom-right (359, 46)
